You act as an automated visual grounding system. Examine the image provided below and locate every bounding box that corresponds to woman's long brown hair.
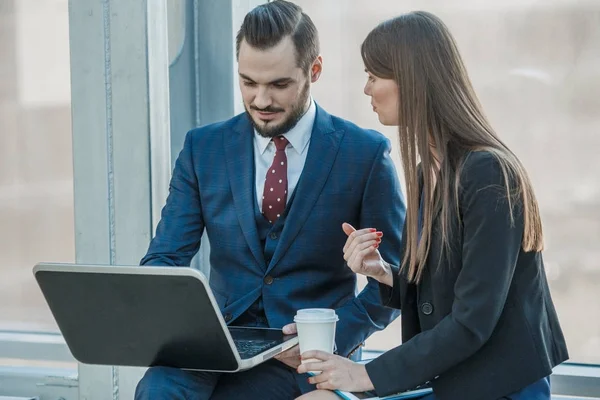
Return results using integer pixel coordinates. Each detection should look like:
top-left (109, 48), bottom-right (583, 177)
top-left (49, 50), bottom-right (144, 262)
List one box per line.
top-left (361, 11), bottom-right (543, 283)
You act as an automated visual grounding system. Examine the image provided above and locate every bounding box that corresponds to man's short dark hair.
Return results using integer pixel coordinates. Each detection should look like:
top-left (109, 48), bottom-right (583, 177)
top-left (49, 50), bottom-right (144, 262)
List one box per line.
top-left (236, 0), bottom-right (320, 72)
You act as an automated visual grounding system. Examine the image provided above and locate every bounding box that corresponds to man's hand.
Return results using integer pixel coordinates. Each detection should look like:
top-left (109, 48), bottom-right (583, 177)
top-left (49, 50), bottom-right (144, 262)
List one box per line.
top-left (297, 350), bottom-right (375, 392)
top-left (274, 323), bottom-right (301, 369)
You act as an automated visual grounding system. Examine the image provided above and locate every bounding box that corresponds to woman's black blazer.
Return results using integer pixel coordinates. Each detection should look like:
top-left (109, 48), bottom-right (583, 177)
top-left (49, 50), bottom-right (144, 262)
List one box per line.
top-left (365, 151), bottom-right (568, 400)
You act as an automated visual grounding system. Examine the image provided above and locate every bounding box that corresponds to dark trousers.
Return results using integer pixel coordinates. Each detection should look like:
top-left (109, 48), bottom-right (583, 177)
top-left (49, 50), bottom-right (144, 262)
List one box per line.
top-left (135, 359), bottom-right (307, 400)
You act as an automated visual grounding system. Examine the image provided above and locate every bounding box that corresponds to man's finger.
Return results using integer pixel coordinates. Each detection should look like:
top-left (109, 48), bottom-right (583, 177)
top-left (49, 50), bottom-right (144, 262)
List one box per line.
top-left (282, 323), bottom-right (297, 335)
top-left (278, 357), bottom-right (301, 367)
top-left (276, 344), bottom-right (299, 358)
top-left (281, 346), bottom-right (300, 358)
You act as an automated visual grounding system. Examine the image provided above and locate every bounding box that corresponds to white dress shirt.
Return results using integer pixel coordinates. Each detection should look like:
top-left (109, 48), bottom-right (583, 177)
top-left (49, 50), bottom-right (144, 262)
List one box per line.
top-left (254, 99), bottom-right (316, 210)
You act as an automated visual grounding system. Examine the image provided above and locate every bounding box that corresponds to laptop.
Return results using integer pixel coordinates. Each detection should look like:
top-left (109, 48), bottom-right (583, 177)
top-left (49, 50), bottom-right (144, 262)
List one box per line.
top-left (33, 262), bottom-right (298, 372)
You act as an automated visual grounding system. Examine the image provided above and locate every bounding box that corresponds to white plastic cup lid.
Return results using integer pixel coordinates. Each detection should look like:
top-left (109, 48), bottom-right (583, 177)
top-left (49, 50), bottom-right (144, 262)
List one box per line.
top-left (294, 308), bottom-right (339, 323)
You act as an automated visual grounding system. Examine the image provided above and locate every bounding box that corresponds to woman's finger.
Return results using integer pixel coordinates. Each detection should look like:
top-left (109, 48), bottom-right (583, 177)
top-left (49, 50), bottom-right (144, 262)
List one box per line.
top-left (344, 230), bottom-right (381, 257)
top-left (308, 371), bottom-right (330, 385)
top-left (345, 236), bottom-right (381, 257)
top-left (346, 240), bottom-right (379, 270)
top-left (343, 227), bottom-right (378, 252)
top-left (342, 222), bottom-right (356, 237)
top-left (299, 360), bottom-right (334, 375)
top-left (301, 350), bottom-right (333, 361)
top-left (347, 241), bottom-right (379, 271)
top-left (316, 380), bottom-right (336, 391)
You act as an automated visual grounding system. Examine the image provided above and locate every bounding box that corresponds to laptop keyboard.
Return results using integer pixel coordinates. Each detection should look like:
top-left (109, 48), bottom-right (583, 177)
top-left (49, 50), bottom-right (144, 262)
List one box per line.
top-left (233, 339), bottom-right (278, 359)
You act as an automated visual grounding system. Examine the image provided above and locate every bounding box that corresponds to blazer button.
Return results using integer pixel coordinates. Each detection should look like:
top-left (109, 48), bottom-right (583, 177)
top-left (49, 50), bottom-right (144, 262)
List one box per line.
top-left (224, 313), bottom-right (233, 322)
top-left (421, 302), bottom-right (433, 315)
top-left (269, 232), bottom-right (278, 240)
top-left (264, 275), bottom-right (274, 285)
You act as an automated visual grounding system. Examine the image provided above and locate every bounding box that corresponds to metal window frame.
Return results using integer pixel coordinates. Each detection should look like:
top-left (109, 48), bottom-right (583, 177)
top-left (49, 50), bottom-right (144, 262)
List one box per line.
top-left (362, 350), bottom-right (600, 398)
top-left (0, 331), bottom-right (73, 363)
top-left (0, 366), bottom-right (77, 400)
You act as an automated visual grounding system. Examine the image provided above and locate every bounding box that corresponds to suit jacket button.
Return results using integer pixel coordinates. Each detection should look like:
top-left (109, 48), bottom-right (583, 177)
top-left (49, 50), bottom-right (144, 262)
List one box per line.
top-left (224, 313), bottom-right (233, 322)
top-left (264, 275), bottom-right (274, 285)
top-left (269, 232), bottom-right (278, 240)
top-left (421, 302), bottom-right (433, 315)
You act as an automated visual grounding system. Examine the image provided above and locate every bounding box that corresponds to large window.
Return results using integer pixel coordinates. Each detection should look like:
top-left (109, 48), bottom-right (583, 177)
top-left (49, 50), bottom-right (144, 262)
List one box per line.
top-left (0, 0), bottom-right (73, 334)
top-left (296, 0), bottom-right (600, 364)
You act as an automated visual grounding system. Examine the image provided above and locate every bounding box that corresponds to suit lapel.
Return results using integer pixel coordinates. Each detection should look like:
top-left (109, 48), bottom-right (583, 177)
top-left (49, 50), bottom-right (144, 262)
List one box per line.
top-left (268, 105), bottom-right (343, 272)
top-left (226, 115), bottom-right (266, 269)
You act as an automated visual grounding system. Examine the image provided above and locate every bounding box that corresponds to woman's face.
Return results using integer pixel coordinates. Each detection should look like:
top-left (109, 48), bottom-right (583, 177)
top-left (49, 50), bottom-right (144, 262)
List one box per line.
top-left (363, 70), bottom-right (400, 126)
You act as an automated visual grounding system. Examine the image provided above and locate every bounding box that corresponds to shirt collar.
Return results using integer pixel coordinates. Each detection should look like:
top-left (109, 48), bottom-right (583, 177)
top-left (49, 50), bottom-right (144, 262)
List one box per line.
top-left (255, 98), bottom-right (316, 155)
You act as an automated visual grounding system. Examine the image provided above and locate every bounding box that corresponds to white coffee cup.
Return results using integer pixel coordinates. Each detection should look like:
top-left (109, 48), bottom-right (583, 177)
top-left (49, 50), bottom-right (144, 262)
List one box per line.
top-left (294, 308), bottom-right (339, 371)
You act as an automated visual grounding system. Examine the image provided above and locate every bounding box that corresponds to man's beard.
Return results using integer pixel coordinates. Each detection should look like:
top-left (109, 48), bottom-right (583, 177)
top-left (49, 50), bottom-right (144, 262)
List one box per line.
top-left (245, 81), bottom-right (310, 138)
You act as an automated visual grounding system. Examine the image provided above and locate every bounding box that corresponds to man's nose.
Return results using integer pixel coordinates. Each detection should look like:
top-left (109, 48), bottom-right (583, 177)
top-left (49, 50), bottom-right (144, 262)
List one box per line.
top-left (253, 87), bottom-right (272, 109)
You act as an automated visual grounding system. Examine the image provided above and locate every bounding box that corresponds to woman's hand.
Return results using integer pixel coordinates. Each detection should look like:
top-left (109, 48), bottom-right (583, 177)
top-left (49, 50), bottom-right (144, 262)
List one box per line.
top-left (342, 223), bottom-right (393, 286)
top-left (297, 350), bottom-right (375, 392)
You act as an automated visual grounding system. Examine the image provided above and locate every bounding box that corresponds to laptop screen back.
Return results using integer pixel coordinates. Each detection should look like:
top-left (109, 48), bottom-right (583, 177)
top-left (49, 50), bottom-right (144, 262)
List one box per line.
top-left (35, 267), bottom-right (240, 371)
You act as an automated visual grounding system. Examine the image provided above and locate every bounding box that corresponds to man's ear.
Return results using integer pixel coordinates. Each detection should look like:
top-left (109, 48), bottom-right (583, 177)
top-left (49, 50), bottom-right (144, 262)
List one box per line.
top-left (310, 55), bottom-right (323, 83)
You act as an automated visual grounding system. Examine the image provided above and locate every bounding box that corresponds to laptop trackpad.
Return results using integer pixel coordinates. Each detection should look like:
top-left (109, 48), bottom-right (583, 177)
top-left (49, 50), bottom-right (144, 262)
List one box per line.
top-left (229, 326), bottom-right (296, 360)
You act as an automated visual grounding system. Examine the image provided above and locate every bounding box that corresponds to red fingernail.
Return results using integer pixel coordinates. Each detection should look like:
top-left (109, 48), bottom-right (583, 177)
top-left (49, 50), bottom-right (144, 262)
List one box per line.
top-left (374, 244), bottom-right (379, 249)
top-left (376, 232), bottom-right (383, 237)
top-left (369, 228), bottom-right (376, 232)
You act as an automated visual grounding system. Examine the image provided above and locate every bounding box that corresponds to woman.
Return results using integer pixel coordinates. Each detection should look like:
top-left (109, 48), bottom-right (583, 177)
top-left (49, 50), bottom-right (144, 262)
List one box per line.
top-left (296, 11), bottom-right (568, 400)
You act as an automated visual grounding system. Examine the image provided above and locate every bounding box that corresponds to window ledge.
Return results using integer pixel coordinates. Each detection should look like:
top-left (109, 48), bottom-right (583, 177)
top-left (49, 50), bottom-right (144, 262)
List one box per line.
top-left (552, 363), bottom-right (600, 398)
top-left (362, 351), bottom-right (600, 398)
top-left (0, 331), bottom-right (73, 362)
top-left (0, 365), bottom-right (77, 400)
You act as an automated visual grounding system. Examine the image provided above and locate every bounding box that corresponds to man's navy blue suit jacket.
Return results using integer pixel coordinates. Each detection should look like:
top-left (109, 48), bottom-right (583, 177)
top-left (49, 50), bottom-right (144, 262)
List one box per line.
top-left (141, 104), bottom-right (406, 357)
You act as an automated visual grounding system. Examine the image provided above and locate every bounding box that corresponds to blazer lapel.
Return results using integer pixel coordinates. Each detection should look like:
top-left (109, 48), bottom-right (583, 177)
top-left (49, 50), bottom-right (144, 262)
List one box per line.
top-left (267, 105), bottom-right (343, 272)
top-left (225, 115), bottom-right (266, 269)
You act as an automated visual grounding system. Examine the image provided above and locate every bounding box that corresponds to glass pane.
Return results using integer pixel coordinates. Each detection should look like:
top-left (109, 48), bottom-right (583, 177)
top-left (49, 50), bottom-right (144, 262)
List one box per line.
top-left (295, 0), bottom-right (600, 363)
top-left (0, 0), bottom-right (73, 332)
top-left (167, 0), bottom-right (186, 65)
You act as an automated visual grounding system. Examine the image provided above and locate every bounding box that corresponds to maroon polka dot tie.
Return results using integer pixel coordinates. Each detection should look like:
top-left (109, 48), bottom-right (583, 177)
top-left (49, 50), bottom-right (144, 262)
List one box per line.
top-left (262, 135), bottom-right (289, 224)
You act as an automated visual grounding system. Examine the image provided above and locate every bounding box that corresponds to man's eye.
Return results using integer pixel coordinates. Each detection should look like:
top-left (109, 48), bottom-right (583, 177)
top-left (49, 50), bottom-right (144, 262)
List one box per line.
top-left (244, 81), bottom-right (256, 87)
top-left (273, 83), bottom-right (289, 89)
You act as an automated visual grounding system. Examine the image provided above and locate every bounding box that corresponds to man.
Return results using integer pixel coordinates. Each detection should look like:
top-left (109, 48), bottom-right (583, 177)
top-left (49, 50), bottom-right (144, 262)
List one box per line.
top-left (135, 1), bottom-right (405, 399)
